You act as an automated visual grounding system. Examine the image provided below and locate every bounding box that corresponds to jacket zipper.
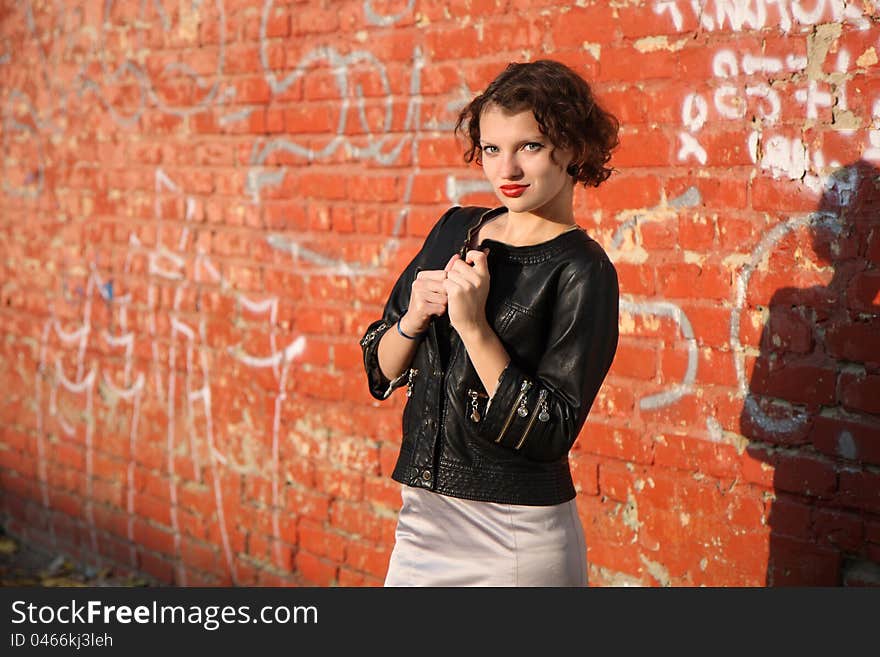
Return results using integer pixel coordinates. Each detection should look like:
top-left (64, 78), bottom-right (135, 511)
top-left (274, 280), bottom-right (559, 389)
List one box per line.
top-left (514, 387), bottom-right (548, 450)
top-left (467, 388), bottom-right (489, 422)
top-left (360, 321), bottom-right (387, 347)
top-left (406, 368), bottom-right (418, 397)
top-left (494, 379), bottom-right (532, 444)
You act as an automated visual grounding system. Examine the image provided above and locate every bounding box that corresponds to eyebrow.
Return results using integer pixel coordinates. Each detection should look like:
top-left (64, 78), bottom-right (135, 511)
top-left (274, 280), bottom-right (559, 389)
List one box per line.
top-left (479, 137), bottom-right (546, 146)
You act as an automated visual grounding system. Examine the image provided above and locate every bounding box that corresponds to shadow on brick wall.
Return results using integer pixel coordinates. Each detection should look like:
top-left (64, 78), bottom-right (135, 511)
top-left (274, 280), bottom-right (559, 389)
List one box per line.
top-left (741, 159), bottom-right (880, 586)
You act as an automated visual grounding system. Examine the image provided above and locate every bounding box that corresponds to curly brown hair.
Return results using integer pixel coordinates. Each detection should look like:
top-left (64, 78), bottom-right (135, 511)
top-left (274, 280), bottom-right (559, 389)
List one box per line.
top-left (455, 60), bottom-right (620, 188)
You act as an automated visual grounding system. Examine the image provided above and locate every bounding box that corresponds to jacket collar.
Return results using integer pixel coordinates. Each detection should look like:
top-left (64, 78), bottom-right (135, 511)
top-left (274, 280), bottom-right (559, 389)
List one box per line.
top-left (459, 206), bottom-right (507, 259)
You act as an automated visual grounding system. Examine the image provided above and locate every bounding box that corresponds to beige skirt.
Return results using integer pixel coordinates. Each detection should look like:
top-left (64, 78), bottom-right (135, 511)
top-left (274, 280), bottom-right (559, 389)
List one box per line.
top-left (384, 485), bottom-right (587, 587)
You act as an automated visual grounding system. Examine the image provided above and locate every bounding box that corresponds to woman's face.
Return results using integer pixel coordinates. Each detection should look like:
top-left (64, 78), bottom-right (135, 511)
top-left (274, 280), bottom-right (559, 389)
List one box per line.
top-left (478, 104), bottom-right (574, 219)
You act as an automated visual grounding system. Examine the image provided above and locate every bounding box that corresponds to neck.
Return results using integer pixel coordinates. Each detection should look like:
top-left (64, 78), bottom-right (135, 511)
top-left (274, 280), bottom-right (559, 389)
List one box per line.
top-left (498, 190), bottom-right (576, 243)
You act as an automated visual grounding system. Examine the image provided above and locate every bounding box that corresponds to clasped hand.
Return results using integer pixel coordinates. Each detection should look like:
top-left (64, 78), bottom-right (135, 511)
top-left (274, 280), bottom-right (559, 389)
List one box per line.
top-left (401, 249), bottom-right (491, 337)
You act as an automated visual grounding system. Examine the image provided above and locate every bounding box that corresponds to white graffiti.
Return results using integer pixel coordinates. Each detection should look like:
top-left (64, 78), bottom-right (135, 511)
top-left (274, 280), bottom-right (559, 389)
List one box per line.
top-left (674, 16), bottom-right (878, 192)
top-left (92, 0), bottom-right (228, 122)
top-left (256, 0), bottom-right (446, 276)
top-left (654, 0), bottom-right (876, 32)
top-left (731, 165), bottom-right (861, 435)
top-left (608, 188), bottom-right (702, 412)
top-left (730, 213), bottom-right (833, 433)
top-left (620, 300), bottom-right (699, 410)
top-left (35, 168), bottom-right (311, 582)
top-left (364, 0), bottom-right (416, 26)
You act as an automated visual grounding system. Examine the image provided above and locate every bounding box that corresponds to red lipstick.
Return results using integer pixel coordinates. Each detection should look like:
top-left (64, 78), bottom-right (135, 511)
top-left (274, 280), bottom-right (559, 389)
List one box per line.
top-left (500, 184), bottom-right (528, 198)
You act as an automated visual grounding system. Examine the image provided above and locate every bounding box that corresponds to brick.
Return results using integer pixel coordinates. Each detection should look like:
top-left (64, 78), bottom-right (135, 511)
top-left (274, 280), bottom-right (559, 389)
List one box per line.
top-left (138, 551), bottom-right (175, 584)
top-left (825, 320), bottom-right (880, 366)
top-left (590, 174), bottom-right (662, 211)
top-left (284, 487), bottom-right (330, 523)
top-left (614, 127), bottom-right (674, 168)
top-left (598, 44), bottom-right (679, 83)
top-left (711, 531), bottom-right (772, 585)
top-left (837, 470), bottom-right (880, 514)
top-left (813, 508), bottom-right (865, 552)
top-left (725, 489), bottom-right (767, 529)
top-left (677, 213), bottom-right (716, 251)
top-left (657, 262), bottom-right (732, 301)
top-left (294, 551), bottom-right (337, 586)
top-left (773, 452), bottom-right (838, 498)
top-left (811, 414), bottom-right (880, 466)
top-left (611, 341), bottom-right (657, 380)
top-left (329, 500), bottom-right (396, 544)
top-left (344, 539), bottom-right (391, 580)
top-left (614, 262), bottom-right (655, 296)
top-left (847, 271), bottom-right (880, 313)
top-left (654, 434), bottom-right (743, 480)
top-left (751, 177), bottom-right (822, 213)
top-left (749, 357), bottom-right (837, 408)
top-left (767, 494), bottom-right (813, 540)
top-left (337, 568), bottom-right (367, 587)
top-left (597, 461), bottom-right (635, 503)
top-left (132, 518), bottom-right (176, 556)
top-left (424, 25), bottom-right (481, 61)
top-left (298, 519), bottom-right (345, 563)
top-left (766, 535), bottom-right (841, 586)
top-left (314, 466), bottom-right (364, 502)
top-left (590, 381), bottom-right (637, 418)
top-left (741, 445), bottom-right (778, 489)
top-left (570, 453), bottom-right (599, 496)
top-left (582, 422), bottom-right (653, 464)
top-left (639, 217), bottom-right (679, 250)
top-left (762, 306), bottom-right (814, 354)
top-left (634, 469), bottom-right (679, 512)
top-left (179, 535), bottom-right (219, 573)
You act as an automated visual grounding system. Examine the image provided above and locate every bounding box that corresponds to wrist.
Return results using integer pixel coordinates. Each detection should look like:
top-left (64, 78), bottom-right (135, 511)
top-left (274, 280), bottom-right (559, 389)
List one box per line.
top-left (456, 319), bottom-right (492, 345)
top-left (399, 313), bottom-right (427, 339)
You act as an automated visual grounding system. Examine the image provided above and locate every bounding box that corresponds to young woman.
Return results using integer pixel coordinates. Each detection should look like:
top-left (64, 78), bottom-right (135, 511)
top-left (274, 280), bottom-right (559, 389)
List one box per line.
top-left (359, 60), bottom-right (620, 586)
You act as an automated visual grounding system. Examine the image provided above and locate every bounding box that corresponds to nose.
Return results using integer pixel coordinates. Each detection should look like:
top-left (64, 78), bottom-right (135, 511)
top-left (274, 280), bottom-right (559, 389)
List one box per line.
top-left (498, 152), bottom-right (523, 180)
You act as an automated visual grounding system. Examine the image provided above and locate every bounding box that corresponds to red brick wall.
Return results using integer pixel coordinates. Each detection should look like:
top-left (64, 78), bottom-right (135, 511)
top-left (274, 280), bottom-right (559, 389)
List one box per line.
top-left (1, 0), bottom-right (878, 586)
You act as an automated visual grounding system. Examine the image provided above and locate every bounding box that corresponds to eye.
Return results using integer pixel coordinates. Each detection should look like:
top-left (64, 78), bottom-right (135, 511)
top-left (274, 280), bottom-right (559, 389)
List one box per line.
top-left (522, 142), bottom-right (544, 152)
top-left (480, 144), bottom-right (498, 155)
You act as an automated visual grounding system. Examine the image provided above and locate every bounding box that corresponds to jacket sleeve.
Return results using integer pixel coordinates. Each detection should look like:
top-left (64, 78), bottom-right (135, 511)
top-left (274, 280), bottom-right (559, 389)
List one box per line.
top-left (474, 254), bottom-right (619, 461)
top-left (359, 206), bottom-right (460, 400)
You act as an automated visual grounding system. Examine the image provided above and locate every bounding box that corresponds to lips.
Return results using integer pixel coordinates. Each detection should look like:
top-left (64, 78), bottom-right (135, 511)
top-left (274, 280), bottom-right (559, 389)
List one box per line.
top-left (500, 184), bottom-right (529, 198)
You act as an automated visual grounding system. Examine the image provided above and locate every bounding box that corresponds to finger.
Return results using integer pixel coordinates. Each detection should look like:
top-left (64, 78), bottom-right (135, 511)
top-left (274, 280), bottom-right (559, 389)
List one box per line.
top-left (448, 264), bottom-right (478, 287)
top-left (421, 289), bottom-right (447, 303)
top-left (444, 254), bottom-right (459, 273)
top-left (464, 249), bottom-right (490, 272)
top-left (416, 269), bottom-right (448, 281)
top-left (414, 279), bottom-right (450, 296)
top-left (445, 270), bottom-right (473, 290)
top-left (442, 277), bottom-right (463, 293)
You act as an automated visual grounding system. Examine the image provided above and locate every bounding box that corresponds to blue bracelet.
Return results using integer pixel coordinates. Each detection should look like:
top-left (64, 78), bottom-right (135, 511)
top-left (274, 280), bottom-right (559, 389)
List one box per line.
top-left (397, 316), bottom-right (425, 340)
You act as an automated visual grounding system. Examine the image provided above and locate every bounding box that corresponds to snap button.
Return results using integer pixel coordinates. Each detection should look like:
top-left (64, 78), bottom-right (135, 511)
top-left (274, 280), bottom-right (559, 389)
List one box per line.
top-left (421, 470), bottom-right (432, 482)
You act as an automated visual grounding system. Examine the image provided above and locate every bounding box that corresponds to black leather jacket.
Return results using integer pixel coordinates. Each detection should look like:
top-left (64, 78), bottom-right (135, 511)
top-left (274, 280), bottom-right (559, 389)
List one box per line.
top-left (359, 205), bottom-right (619, 505)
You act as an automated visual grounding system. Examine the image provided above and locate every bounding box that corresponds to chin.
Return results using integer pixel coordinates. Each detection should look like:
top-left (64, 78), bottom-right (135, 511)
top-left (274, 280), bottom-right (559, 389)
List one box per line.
top-left (495, 195), bottom-right (531, 211)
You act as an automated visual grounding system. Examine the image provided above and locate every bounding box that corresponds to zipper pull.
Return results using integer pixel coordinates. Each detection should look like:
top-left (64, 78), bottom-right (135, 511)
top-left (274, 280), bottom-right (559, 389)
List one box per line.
top-left (537, 389), bottom-right (550, 422)
top-left (468, 389), bottom-right (481, 422)
top-left (406, 368), bottom-right (418, 397)
top-left (516, 380), bottom-right (532, 417)
top-left (360, 321), bottom-right (387, 347)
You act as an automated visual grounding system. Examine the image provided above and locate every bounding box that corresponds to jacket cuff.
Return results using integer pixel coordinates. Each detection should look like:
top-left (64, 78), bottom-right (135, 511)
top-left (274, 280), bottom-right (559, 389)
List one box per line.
top-left (360, 318), bottom-right (407, 400)
top-left (476, 360), bottom-right (548, 450)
